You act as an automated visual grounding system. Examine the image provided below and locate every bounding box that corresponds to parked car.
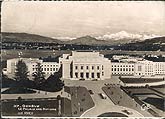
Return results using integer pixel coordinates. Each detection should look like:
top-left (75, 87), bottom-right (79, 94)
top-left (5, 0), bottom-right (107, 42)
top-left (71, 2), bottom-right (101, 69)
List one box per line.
top-left (122, 110), bottom-right (133, 115)
top-left (99, 93), bottom-right (107, 99)
top-left (79, 78), bottom-right (85, 81)
top-left (92, 79), bottom-right (98, 81)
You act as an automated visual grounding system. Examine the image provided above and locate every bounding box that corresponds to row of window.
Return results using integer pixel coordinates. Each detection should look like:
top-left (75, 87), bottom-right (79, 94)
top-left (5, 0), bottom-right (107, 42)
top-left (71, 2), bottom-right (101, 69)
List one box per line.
top-left (135, 73), bottom-right (154, 75)
top-left (112, 68), bottom-right (134, 72)
top-left (112, 72), bottom-right (133, 75)
top-left (32, 64), bottom-right (58, 67)
top-left (75, 72), bottom-right (103, 78)
top-left (75, 65), bottom-right (103, 70)
top-left (156, 72), bottom-right (165, 74)
top-left (112, 65), bottom-right (134, 68)
top-left (156, 69), bottom-right (165, 71)
top-left (32, 68), bottom-right (58, 72)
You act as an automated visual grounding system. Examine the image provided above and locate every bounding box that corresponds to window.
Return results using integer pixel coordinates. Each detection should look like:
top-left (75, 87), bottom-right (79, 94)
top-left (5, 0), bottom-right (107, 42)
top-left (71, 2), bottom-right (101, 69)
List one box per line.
top-left (50, 68), bottom-right (52, 71)
top-left (86, 73), bottom-right (89, 78)
top-left (80, 72), bottom-right (84, 78)
top-left (92, 66), bottom-right (94, 70)
top-left (44, 68), bottom-right (46, 71)
top-left (56, 68), bottom-right (58, 71)
top-left (75, 66), bottom-right (78, 70)
top-left (53, 68), bottom-right (55, 71)
top-left (102, 65), bottom-right (104, 70)
top-left (33, 68), bottom-right (35, 71)
top-left (97, 73), bottom-right (100, 78)
top-left (97, 66), bottom-right (99, 70)
top-left (92, 73), bottom-right (94, 78)
top-left (86, 66), bottom-right (89, 70)
top-left (138, 66), bottom-right (142, 71)
top-left (81, 66), bottom-right (83, 70)
top-left (75, 72), bottom-right (78, 78)
top-left (47, 68), bottom-right (49, 71)
top-left (102, 72), bottom-right (104, 76)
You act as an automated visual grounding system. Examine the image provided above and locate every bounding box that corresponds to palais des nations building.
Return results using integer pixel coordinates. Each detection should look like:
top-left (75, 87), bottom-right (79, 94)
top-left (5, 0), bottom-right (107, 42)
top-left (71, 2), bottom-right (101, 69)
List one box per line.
top-left (6, 51), bottom-right (165, 80)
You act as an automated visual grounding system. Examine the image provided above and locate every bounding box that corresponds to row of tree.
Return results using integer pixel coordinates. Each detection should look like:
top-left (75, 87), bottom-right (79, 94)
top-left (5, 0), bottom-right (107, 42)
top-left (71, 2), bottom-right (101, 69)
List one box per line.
top-left (11, 59), bottom-right (64, 92)
top-left (15, 60), bottom-right (45, 87)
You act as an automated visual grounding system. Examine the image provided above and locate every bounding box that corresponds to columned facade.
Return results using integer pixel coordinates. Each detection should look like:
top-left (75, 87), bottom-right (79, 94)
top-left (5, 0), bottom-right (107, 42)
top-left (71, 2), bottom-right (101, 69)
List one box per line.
top-left (59, 51), bottom-right (111, 80)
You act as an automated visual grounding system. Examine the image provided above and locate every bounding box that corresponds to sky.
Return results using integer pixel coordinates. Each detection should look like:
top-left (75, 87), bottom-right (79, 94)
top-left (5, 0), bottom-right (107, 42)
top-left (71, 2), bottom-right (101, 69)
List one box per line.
top-left (1, 1), bottom-right (165, 38)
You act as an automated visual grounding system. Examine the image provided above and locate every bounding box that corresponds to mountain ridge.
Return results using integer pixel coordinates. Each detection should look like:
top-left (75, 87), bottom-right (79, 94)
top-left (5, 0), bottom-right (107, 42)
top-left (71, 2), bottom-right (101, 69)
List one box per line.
top-left (2, 32), bottom-right (165, 46)
top-left (1, 32), bottom-right (62, 44)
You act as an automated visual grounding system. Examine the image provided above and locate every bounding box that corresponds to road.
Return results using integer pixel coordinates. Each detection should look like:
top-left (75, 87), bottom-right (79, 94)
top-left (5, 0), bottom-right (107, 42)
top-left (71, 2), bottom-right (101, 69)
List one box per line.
top-left (63, 78), bottom-right (144, 117)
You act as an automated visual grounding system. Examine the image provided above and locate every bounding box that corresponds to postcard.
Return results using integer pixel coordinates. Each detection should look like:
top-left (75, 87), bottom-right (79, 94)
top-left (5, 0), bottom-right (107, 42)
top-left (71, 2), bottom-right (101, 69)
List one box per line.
top-left (1, 0), bottom-right (165, 118)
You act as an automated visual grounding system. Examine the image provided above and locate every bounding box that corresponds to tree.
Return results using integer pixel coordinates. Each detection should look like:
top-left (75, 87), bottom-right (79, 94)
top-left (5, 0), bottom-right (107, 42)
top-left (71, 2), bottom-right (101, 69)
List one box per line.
top-left (15, 60), bottom-right (29, 83)
top-left (32, 62), bottom-right (45, 86)
top-left (40, 67), bottom-right (64, 92)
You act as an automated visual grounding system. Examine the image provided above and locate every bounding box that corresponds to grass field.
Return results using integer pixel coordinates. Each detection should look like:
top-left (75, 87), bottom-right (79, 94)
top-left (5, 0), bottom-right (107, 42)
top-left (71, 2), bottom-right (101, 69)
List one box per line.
top-left (64, 86), bottom-right (95, 117)
top-left (2, 49), bottom-right (165, 61)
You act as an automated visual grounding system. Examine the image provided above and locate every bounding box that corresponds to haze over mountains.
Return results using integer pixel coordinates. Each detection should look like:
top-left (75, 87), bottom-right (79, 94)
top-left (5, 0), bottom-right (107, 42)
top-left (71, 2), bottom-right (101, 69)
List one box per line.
top-left (2, 31), bottom-right (164, 46)
top-left (96, 31), bottom-right (160, 41)
top-left (52, 31), bottom-right (162, 44)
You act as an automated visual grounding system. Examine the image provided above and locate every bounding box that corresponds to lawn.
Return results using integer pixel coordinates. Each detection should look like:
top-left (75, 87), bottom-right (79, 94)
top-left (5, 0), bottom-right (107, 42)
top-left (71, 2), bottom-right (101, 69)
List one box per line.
top-left (102, 86), bottom-right (159, 117)
top-left (2, 87), bottom-right (36, 94)
top-left (143, 97), bottom-right (165, 111)
top-left (98, 112), bottom-right (128, 117)
top-left (64, 86), bottom-right (95, 117)
top-left (120, 77), bottom-right (164, 83)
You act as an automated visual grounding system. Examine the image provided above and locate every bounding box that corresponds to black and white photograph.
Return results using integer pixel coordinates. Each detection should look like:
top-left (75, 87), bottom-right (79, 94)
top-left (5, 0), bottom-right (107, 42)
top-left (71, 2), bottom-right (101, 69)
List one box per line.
top-left (1, 0), bottom-right (165, 118)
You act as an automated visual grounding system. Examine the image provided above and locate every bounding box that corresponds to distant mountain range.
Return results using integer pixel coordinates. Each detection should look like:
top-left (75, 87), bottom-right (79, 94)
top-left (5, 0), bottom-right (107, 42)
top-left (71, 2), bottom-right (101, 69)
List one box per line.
top-left (1, 32), bottom-right (63, 44)
top-left (2, 32), bottom-right (165, 47)
top-left (119, 36), bottom-right (165, 51)
top-left (96, 31), bottom-right (160, 41)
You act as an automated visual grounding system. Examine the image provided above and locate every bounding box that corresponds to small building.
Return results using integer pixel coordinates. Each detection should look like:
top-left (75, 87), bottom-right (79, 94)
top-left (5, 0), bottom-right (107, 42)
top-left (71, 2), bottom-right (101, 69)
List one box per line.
top-left (59, 51), bottom-right (111, 80)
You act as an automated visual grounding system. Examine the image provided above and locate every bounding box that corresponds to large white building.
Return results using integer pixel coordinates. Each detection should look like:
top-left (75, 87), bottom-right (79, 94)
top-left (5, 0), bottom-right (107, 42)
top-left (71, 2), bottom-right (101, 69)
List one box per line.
top-left (111, 55), bottom-right (165, 76)
top-left (7, 58), bottom-right (59, 75)
top-left (6, 53), bottom-right (165, 80)
top-left (59, 51), bottom-right (112, 80)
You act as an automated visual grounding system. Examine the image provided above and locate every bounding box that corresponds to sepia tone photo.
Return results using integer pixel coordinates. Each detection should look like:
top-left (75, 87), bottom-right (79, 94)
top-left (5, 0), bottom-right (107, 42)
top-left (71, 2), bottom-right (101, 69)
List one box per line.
top-left (1, 1), bottom-right (165, 118)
